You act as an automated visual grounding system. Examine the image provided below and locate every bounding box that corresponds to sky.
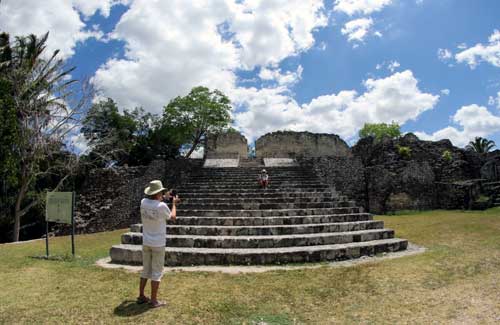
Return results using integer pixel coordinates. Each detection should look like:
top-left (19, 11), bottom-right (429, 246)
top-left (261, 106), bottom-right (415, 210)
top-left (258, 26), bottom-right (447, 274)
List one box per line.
top-left (1, 0), bottom-right (500, 152)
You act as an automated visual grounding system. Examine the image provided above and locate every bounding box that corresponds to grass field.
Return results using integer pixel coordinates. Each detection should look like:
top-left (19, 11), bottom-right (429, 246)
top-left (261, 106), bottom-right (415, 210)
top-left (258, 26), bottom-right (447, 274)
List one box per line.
top-left (0, 209), bottom-right (499, 324)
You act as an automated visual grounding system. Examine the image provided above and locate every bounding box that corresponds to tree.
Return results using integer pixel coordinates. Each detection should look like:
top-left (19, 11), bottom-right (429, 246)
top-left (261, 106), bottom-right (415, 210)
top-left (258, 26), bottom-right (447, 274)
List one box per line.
top-left (82, 100), bottom-right (179, 166)
top-left (0, 32), bottom-right (90, 241)
top-left (81, 98), bottom-right (138, 165)
top-left (359, 122), bottom-right (401, 141)
top-left (162, 86), bottom-right (232, 158)
top-left (466, 137), bottom-right (496, 153)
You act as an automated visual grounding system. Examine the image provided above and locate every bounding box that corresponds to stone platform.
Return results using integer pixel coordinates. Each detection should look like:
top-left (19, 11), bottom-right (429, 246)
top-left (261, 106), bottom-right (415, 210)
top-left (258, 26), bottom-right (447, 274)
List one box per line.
top-left (110, 165), bottom-right (408, 266)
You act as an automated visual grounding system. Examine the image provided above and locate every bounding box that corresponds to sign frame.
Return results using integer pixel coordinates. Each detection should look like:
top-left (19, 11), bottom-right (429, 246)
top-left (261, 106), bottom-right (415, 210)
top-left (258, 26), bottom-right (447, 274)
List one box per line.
top-left (45, 191), bottom-right (75, 257)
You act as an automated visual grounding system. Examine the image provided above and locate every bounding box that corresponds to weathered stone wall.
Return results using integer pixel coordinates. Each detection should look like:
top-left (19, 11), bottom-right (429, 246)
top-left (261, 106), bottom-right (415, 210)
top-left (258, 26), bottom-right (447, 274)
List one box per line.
top-left (205, 132), bottom-right (248, 159)
top-left (297, 156), bottom-right (366, 206)
top-left (256, 131), bottom-right (351, 158)
top-left (66, 159), bottom-right (203, 235)
top-left (351, 134), bottom-right (482, 213)
top-left (481, 150), bottom-right (500, 181)
top-left (299, 133), bottom-right (485, 214)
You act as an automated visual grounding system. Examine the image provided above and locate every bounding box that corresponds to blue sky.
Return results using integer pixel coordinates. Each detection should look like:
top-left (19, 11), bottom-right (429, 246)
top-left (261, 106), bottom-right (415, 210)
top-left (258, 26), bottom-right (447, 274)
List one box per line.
top-left (1, 0), bottom-right (500, 150)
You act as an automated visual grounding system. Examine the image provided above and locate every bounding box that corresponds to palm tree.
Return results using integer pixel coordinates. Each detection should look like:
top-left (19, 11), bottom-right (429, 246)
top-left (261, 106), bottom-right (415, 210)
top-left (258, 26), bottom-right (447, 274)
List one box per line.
top-left (1, 32), bottom-right (79, 241)
top-left (466, 137), bottom-right (496, 153)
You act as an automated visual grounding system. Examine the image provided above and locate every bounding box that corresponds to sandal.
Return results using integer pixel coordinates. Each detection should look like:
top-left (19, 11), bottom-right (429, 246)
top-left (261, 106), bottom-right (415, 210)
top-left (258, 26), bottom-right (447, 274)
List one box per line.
top-left (136, 296), bottom-right (150, 304)
top-left (150, 300), bottom-right (167, 308)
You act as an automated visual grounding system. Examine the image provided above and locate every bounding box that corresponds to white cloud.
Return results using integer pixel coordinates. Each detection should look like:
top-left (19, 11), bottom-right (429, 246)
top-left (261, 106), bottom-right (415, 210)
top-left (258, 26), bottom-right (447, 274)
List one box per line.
top-left (488, 91), bottom-right (500, 109)
top-left (231, 0), bottom-right (328, 68)
top-left (259, 65), bottom-right (303, 86)
top-left (68, 132), bottom-right (90, 154)
top-left (0, 0), bottom-right (116, 58)
top-left (91, 0), bottom-right (327, 114)
top-left (235, 70), bottom-right (439, 141)
top-left (440, 89), bottom-right (450, 96)
top-left (437, 48), bottom-right (452, 62)
top-left (455, 29), bottom-right (500, 69)
top-left (72, 0), bottom-right (130, 19)
top-left (375, 60), bottom-right (401, 72)
top-left (334, 0), bottom-right (393, 16)
top-left (387, 61), bottom-right (400, 72)
top-left (341, 18), bottom-right (374, 43)
top-left (415, 104), bottom-right (500, 147)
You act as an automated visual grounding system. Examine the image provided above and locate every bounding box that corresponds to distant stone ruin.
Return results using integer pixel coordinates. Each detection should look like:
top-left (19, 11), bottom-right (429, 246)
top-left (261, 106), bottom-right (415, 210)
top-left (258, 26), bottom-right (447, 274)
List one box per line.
top-left (205, 132), bottom-right (248, 159)
top-left (256, 131), bottom-right (351, 158)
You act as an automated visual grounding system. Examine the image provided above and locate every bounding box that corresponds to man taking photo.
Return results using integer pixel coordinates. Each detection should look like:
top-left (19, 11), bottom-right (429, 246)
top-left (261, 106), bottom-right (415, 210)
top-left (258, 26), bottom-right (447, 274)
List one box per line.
top-left (137, 180), bottom-right (179, 308)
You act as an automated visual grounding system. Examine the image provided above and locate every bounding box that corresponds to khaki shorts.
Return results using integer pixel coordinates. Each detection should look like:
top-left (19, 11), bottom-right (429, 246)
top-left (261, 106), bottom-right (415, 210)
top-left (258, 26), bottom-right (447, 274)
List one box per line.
top-left (141, 245), bottom-right (165, 282)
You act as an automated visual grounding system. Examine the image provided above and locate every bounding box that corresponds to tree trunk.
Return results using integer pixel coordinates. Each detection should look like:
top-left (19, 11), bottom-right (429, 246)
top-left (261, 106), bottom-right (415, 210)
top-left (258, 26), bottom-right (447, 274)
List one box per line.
top-left (185, 133), bottom-right (202, 158)
top-left (13, 176), bottom-right (29, 242)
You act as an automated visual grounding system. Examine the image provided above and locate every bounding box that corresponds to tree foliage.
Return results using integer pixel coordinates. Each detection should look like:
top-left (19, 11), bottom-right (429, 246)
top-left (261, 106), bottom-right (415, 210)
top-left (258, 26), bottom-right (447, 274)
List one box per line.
top-left (0, 32), bottom-right (89, 241)
top-left (162, 86), bottom-right (232, 158)
top-left (466, 137), bottom-right (496, 153)
top-left (82, 98), bottom-right (179, 166)
top-left (359, 122), bottom-right (401, 141)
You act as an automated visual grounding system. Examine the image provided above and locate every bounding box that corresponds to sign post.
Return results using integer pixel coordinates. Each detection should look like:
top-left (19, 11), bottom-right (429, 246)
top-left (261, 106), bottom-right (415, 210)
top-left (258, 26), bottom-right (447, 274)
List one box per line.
top-left (45, 192), bottom-right (75, 258)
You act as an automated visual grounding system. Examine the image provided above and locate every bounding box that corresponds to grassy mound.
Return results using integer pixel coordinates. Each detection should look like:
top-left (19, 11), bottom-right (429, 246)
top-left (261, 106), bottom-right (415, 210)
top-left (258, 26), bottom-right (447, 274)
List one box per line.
top-left (1, 209), bottom-right (499, 324)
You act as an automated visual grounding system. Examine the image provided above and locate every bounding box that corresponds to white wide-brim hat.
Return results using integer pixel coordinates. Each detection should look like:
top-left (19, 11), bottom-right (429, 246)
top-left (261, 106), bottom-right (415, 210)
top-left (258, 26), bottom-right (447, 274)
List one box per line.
top-left (144, 180), bottom-right (167, 196)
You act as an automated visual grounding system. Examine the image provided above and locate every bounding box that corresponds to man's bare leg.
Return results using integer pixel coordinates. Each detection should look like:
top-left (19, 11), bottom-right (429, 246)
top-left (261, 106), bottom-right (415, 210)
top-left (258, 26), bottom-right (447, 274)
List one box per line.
top-left (150, 280), bottom-right (166, 307)
top-left (138, 277), bottom-right (149, 302)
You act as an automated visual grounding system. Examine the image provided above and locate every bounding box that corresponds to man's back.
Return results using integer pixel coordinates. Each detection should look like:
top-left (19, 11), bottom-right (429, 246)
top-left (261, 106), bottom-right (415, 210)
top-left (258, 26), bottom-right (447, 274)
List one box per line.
top-left (140, 198), bottom-right (171, 247)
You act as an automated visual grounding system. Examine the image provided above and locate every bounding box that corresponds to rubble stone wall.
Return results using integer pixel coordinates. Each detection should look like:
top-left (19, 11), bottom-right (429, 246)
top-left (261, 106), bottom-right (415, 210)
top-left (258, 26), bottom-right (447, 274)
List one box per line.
top-left (256, 131), bottom-right (351, 158)
top-left (69, 159), bottom-right (203, 235)
top-left (297, 156), bottom-right (366, 207)
top-left (205, 132), bottom-right (248, 158)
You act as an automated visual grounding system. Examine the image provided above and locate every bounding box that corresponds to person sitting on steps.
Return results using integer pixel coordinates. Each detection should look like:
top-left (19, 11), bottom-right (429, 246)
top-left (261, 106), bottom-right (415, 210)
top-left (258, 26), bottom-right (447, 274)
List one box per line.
top-left (137, 180), bottom-right (179, 308)
top-left (258, 169), bottom-right (269, 189)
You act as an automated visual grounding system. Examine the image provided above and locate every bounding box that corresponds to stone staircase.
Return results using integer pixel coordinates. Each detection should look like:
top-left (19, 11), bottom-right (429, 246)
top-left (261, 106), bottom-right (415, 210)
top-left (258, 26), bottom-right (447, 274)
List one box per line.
top-left (110, 166), bottom-right (408, 266)
top-left (484, 181), bottom-right (500, 207)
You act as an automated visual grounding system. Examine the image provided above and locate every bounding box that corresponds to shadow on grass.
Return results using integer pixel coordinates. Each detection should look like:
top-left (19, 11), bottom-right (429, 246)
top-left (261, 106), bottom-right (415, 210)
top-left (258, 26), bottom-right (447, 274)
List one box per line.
top-left (114, 300), bottom-right (151, 317)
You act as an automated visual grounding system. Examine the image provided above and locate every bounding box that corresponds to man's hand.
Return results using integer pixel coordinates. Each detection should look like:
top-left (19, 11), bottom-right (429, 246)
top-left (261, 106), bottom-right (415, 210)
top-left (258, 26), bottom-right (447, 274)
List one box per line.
top-left (172, 195), bottom-right (181, 205)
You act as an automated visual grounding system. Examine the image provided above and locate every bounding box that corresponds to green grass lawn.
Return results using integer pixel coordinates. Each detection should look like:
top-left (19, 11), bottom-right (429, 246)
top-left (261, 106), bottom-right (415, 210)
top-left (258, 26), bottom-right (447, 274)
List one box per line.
top-left (1, 209), bottom-right (499, 324)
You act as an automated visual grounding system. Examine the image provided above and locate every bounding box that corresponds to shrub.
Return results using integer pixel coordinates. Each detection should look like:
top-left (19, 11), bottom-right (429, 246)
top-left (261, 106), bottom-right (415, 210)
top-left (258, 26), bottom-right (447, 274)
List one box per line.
top-left (359, 122), bottom-right (401, 141)
top-left (442, 150), bottom-right (453, 162)
top-left (397, 145), bottom-right (411, 158)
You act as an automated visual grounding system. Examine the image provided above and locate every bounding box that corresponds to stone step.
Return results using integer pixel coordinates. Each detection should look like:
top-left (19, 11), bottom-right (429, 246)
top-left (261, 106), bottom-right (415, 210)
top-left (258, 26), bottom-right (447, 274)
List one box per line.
top-left (177, 207), bottom-right (361, 217)
top-left (182, 180), bottom-right (324, 187)
top-left (180, 192), bottom-right (339, 199)
top-left (192, 169), bottom-right (309, 173)
top-left (110, 238), bottom-right (408, 266)
top-left (178, 188), bottom-right (331, 194)
top-left (193, 166), bottom-right (311, 174)
top-left (121, 229), bottom-right (395, 248)
top-left (180, 184), bottom-right (329, 190)
top-left (188, 175), bottom-right (317, 181)
top-left (179, 201), bottom-right (356, 210)
top-left (130, 220), bottom-right (384, 236)
top-left (169, 213), bottom-right (373, 226)
top-left (190, 172), bottom-right (313, 177)
top-left (181, 196), bottom-right (346, 204)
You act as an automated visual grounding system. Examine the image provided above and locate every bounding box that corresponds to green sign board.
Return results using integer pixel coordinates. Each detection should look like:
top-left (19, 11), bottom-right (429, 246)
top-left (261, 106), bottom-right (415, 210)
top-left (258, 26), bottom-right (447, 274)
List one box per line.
top-left (46, 192), bottom-right (74, 224)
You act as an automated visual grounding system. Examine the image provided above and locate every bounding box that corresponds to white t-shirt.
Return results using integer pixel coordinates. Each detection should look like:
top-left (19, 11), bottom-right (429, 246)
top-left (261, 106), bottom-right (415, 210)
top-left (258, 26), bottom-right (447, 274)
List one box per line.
top-left (140, 198), bottom-right (172, 247)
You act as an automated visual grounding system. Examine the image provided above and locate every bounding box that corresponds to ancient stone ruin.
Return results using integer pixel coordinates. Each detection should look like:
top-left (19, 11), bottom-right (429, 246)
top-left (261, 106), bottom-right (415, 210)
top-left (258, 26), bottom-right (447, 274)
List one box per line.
top-left (109, 131), bottom-right (408, 266)
top-left (92, 130), bottom-right (499, 266)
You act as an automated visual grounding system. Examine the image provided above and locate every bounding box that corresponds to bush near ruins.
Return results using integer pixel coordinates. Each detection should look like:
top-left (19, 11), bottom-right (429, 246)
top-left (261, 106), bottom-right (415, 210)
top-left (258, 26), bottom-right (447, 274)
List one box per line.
top-left (396, 145), bottom-right (412, 159)
top-left (359, 122), bottom-right (401, 141)
top-left (442, 150), bottom-right (453, 162)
